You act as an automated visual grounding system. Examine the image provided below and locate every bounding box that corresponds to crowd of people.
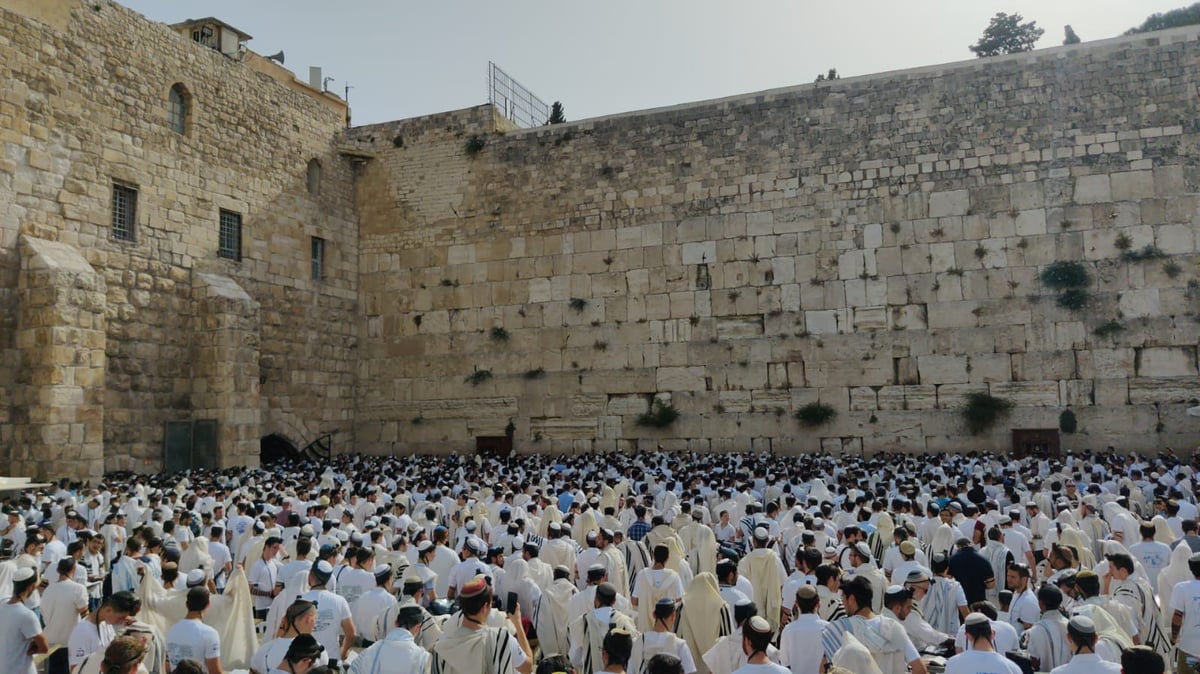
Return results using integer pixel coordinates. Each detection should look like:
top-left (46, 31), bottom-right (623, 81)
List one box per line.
top-left (0, 448), bottom-right (1196, 674)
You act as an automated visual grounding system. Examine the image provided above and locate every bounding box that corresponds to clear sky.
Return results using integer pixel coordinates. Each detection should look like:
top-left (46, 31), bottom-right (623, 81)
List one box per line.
top-left (118, 1), bottom-right (1182, 127)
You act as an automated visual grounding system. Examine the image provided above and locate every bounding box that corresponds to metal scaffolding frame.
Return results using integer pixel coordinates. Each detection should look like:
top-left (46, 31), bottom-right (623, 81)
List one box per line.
top-left (488, 61), bottom-right (550, 129)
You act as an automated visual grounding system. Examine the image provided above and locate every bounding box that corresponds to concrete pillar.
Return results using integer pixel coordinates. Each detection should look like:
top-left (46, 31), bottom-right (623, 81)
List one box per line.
top-left (12, 236), bottom-right (105, 481)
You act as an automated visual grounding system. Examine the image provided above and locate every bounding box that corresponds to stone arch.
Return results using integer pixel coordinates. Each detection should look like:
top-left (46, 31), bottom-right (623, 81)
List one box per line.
top-left (260, 433), bottom-right (298, 464)
top-left (168, 82), bottom-right (191, 134)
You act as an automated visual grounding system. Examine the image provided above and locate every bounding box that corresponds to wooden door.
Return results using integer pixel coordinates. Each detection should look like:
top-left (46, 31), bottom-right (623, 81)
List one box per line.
top-left (1011, 428), bottom-right (1060, 459)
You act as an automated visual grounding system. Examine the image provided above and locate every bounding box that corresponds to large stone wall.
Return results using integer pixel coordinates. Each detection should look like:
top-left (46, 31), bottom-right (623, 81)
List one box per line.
top-left (348, 28), bottom-right (1200, 456)
top-left (0, 0), bottom-right (358, 477)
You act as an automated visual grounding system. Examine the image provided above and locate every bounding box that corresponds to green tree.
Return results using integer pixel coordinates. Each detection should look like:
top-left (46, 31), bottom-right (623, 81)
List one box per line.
top-left (969, 12), bottom-right (1045, 57)
top-left (1063, 25), bottom-right (1081, 44)
top-left (1125, 3), bottom-right (1200, 34)
top-left (814, 68), bottom-right (840, 83)
top-left (546, 101), bottom-right (566, 125)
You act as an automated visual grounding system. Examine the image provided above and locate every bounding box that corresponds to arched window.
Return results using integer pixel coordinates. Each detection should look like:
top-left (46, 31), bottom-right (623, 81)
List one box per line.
top-left (168, 84), bottom-right (189, 135)
top-left (306, 158), bottom-right (322, 195)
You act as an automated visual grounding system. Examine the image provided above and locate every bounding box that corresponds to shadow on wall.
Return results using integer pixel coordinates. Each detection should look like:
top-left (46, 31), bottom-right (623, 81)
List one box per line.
top-left (260, 433), bottom-right (298, 464)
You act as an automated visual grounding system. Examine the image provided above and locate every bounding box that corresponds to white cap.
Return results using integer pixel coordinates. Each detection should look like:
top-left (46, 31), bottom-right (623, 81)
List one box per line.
top-left (186, 569), bottom-right (207, 587)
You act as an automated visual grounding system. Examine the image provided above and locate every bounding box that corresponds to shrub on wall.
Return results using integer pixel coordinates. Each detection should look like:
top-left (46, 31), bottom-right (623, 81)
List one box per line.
top-left (1059, 409), bottom-right (1078, 434)
top-left (637, 400), bottom-right (680, 428)
top-left (963, 392), bottom-right (1013, 435)
top-left (795, 402), bottom-right (837, 427)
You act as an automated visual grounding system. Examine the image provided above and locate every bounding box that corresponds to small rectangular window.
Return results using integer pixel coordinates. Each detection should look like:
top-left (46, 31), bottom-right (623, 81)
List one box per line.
top-left (311, 236), bottom-right (325, 281)
top-left (111, 182), bottom-right (137, 242)
top-left (218, 209), bottom-right (242, 261)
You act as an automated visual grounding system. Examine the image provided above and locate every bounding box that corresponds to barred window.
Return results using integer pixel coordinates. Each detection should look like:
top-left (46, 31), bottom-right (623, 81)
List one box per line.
top-left (168, 84), bottom-right (189, 135)
top-left (218, 209), bottom-right (242, 261)
top-left (311, 236), bottom-right (325, 281)
top-left (306, 159), bottom-right (321, 195)
top-left (111, 182), bottom-right (137, 242)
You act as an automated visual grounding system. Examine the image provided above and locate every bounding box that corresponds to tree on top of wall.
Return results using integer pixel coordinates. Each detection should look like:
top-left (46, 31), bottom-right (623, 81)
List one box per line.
top-left (1125, 3), bottom-right (1200, 34)
top-left (546, 101), bottom-right (566, 125)
top-left (969, 12), bottom-right (1044, 57)
top-left (815, 68), bottom-right (840, 83)
top-left (1063, 25), bottom-right (1081, 44)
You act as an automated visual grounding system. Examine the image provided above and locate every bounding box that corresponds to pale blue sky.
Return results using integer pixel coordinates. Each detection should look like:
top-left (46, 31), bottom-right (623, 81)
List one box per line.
top-left (119, 1), bottom-right (1182, 126)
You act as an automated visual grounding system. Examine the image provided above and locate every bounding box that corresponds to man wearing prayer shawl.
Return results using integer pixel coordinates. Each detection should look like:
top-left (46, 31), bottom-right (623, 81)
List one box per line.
top-left (350, 605), bottom-right (431, 674)
top-left (618, 533), bottom-right (652, 595)
top-left (598, 530), bottom-right (630, 601)
top-left (631, 545), bottom-right (684, 632)
top-left (819, 576), bottom-right (927, 674)
top-left (568, 582), bottom-right (638, 674)
top-left (701, 598), bottom-right (779, 674)
top-left (432, 575), bottom-right (532, 674)
top-left (678, 512), bottom-right (718, 577)
top-left (675, 572), bottom-right (732, 674)
top-left (737, 527), bottom-right (785, 634)
top-left (1106, 551), bottom-right (1172, 663)
top-left (533, 565), bottom-right (577, 660)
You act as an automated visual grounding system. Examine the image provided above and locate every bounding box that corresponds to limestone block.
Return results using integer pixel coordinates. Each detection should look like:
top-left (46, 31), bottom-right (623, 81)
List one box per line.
top-left (786, 361), bottom-right (807, 388)
top-left (1128, 378), bottom-right (1200, 404)
top-left (1063, 380), bottom-right (1094, 406)
top-left (1110, 170), bottom-right (1155, 201)
top-left (717, 316), bottom-right (764, 339)
top-left (935, 384), bottom-right (988, 409)
top-left (656, 366), bottom-right (707, 391)
top-left (1137, 346), bottom-right (1197, 377)
top-left (771, 257), bottom-right (795, 285)
top-left (530, 417), bottom-right (598, 440)
top-left (597, 416), bottom-right (623, 439)
top-left (853, 306), bottom-right (888, 331)
top-left (1156, 224), bottom-right (1195, 254)
top-left (682, 241), bottom-right (716, 265)
top-left (1010, 182), bottom-right (1045, 210)
top-left (1014, 210), bottom-right (1047, 237)
top-left (838, 250), bottom-right (865, 280)
top-left (718, 391), bottom-right (752, 413)
top-left (1075, 175), bottom-right (1111, 204)
top-left (890, 304), bottom-right (927, 331)
top-left (849, 387), bottom-right (878, 411)
top-left (918, 355), bottom-right (969, 384)
top-left (929, 190), bottom-right (969, 217)
top-left (1094, 379), bottom-right (1129, 406)
top-left (805, 310), bottom-right (840, 335)
top-left (969, 353), bottom-right (1011, 383)
top-left (927, 301), bottom-right (980, 329)
top-left (726, 364), bottom-right (768, 390)
top-left (929, 243), bottom-right (956, 272)
top-left (990, 381), bottom-right (1060, 406)
top-left (1119, 289), bottom-right (1160, 318)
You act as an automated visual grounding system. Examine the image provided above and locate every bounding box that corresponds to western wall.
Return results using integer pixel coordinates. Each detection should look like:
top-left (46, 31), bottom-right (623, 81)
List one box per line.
top-left (346, 28), bottom-right (1200, 457)
top-left (2, 0), bottom-right (1200, 480)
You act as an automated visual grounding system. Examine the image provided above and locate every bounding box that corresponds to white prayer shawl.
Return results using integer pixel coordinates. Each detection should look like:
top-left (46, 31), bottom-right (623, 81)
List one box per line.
top-left (503, 559), bottom-right (542, 617)
top-left (599, 544), bottom-right (630, 601)
top-left (573, 510), bottom-right (600, 547)
top-left (179, 536), bottom-right (214, 579)
top-left (619, 539), bottom-right (652, 595)
top-left (1059, 526), bottom-right (1096, 568)
top-left (928, 523), bottom-right (957, 558)
top-left (137, 567), bottom-right (258, 669)
top-left (680, 522), bottom-right (718, 577)
top-left (920, 576), bottom-right (963, 635)
top-left (433, 623), bottom-right (516, 674)
top-left (532, 578), bottom-right (576, 659)
top-left (569, 608), bottom-right (638, 674)
top-left (701, 629), bottom-right (780, 674)
top-left (829, 632), bottom-right (883, 674)
top-left (630, 631), bottom-right (690, 674)
top-left (376, 597), bottom-right (441, 650)
top-left (1112, 575), bottom-right (1171, 659)
top-left (676, 573), bottom-right (732, 674)
top-left (0, 559), bottom-right (14, 599)
top-left (1161, 540), bottom-right (1195, 624)
top-left (1071, 602), bottom-right (1133, 663)
top-left (633, 568), bottom-right (682, 632)
top-left (821, 615), bottom-right (909, 674)
top-left (738, 548), bottom-right (785, 634)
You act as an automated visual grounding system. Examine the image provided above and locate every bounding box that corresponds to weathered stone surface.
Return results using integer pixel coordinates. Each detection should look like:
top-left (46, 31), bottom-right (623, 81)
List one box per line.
top-left (1137, 347), bottom-right (1197, 378)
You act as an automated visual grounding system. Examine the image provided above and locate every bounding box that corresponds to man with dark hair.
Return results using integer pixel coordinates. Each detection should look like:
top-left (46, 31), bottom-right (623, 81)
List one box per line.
top-left (275, 634), bottom-right (324, 674)
top-left (0, 567), bottom-right (48, 674)
top-left (1107, 551), bottom-right (1171, 660)
top-left (814, 564), bottom-right (845, 622)
top-left (601, 629), bottom-right (633, 674)
top-left (300, 560), bottom-right (356, 666)
top-left (944, 612), bottom-right (1020, 674)
top-left (1005, 562), bottom-right (1037, 635)
top-left (1120, 644), bottom-right (1165, 674)
top-left (1024, 584), bottom-right (1069, 671)
top-left (570, 582), bottom-right (637, 674)
top-left (779, 585), bottom-right (826, 674)
top-left (68, 590), bottom-right (139, 670)
top-left (819, 576), bottom-right (927, 674)
top-left (433, 575), bottom-right (533, 674)
top-left (164, 588), bottom-right (222, 674)
top-left (736, 616), bottom-right (787, 674)
top-left (349, 605), bottom-right (430, 674)
top-left (948, 537), bottom-right (995, 606)
top-left (249, 535), bottom-right (283, 620)
top-left (631, 544), bottom-right (682, 632)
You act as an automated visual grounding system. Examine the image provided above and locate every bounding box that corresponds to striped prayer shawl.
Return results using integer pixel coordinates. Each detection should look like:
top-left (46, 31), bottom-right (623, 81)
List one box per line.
top-left (432, 625), bottom-right (514, 674)
top-left (1114, 578), bottom-right (1171, 657)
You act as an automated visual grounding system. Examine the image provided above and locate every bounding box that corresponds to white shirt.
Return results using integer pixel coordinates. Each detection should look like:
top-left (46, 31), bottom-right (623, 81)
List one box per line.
top-left (68, 618), bottom-right (116, 668)
top-left (248, 558), bottom-right (281, 611)
top-left (300, 588), bottom-right (353, 656)
top-left (954, 619), bottom-right (1019, 654)
top-left (945, 648), bottom-right (1021, 674)
top-left (778, 614), bottom-right (828, 674)
top-left (1048, 652), bottom-right (1122, 673)
top-left (41, 578), bottom-right (87, 645)
top-left (252, 636), bottom-right (330, 674)
top-left (0, 601), bottom-right (41, 674)
top-left (353, 587), bottom-right (396, 640)
top-left (1171, 578), bottom-right (1200, 656)
top-left (165, 618), bottom-right (221, 670)
top-left (1129, 540), bottom-right (1171, 586)
top-left (349, 629), bottom-right (431, 674)
top-left (1008, 588), bottom-right (1039, 633)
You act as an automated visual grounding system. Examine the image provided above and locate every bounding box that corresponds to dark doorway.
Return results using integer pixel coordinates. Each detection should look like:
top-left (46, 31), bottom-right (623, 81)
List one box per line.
top-left (260, 434), bottom-right (299, 464)
top-left (1011, 429), bottom-right (1060, 459)
top-left (476, 436), bottom-right (512, 459)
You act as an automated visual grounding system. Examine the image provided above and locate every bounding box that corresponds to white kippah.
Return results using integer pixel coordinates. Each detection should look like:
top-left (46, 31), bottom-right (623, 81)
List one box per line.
top-left (13, 567), bottom-right (36, 583)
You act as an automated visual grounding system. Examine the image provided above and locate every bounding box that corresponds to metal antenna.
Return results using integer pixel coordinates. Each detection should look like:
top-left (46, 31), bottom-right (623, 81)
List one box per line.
top-left (322, 75), bottom-right (335, 92)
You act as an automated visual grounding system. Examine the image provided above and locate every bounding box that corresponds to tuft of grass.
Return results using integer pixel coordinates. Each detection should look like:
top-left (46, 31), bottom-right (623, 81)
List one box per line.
top-left (1057, 288), bottom-right (1090, 311)
top-left (593, 340), bottom-right (608, 351)
top-left (490, 326), bottom-right (509, 342)
top-left (1164, 261), bottom-right (1183, 279)
top-left (569, 297), bottom-right (588, 312)
top-left (440, 278), bottom-right (458, 287)
top-left (1114, 232), bottom-right (1132, 251)
top-left (1121, 245), bottom-right (1166, 262)
top-left (411, 416), bottom-right (424, 425)
top-left (1093, 320), bottom-right (1124, 338)
top-left (795, 402), bottom-right (837, 427)
top-left (1040, 261), bottom-right (1090, 289)
top-left (974, 245), bottom-right (987, 260)
top-left (392, 134), bottom-right (405, 148)
top-left (464, 135), bottom-right (486, 156)
top-left (523, 367), bottom-right (546, 380)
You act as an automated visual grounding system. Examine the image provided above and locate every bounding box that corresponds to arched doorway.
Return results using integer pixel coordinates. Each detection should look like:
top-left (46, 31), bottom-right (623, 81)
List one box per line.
top-left (260, 434), bottom-right (298, 464)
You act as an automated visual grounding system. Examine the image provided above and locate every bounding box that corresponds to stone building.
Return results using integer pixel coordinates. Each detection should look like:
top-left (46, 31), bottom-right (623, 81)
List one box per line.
top-left (2, 0), bottom-right (1199, 480)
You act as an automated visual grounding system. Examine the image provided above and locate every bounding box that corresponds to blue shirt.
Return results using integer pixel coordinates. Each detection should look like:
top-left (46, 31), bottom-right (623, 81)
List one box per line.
top-left (628, 520), bottom-right (651, 542)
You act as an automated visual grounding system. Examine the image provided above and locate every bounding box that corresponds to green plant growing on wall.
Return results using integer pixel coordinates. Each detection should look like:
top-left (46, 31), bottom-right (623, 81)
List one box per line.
top-left (1114, 232), bottom-right (1133, 251)
top-left (637, 400), bottom-right (680, 428)
top-left (523, 367), bottom-right (545, 379)
top-left (1093, 320), bottom-right (1124, 338)
top-left (465, 135), bottom-right (486, 156)
top-left (1059, 409), bottom-right (1078, 434)
top-left (490, 326), bottom-right (509, 341)
top-left (1164, 261), bottom-right (1183, 279)
top-left (569, 297), bottom-right (588, 312)
top-left (795, 402), bottom-right (837, 427)
top-left (465, 369), bottom-right (493, 386)
top-left (1040, 261), bottom-right (1090, 312)
top-left (1121, 245), bottom-right (1166, 262)
top-left (392, 134), bottom-right (404, 148)
top-left (963, 392), bottom-right (1013, 435)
